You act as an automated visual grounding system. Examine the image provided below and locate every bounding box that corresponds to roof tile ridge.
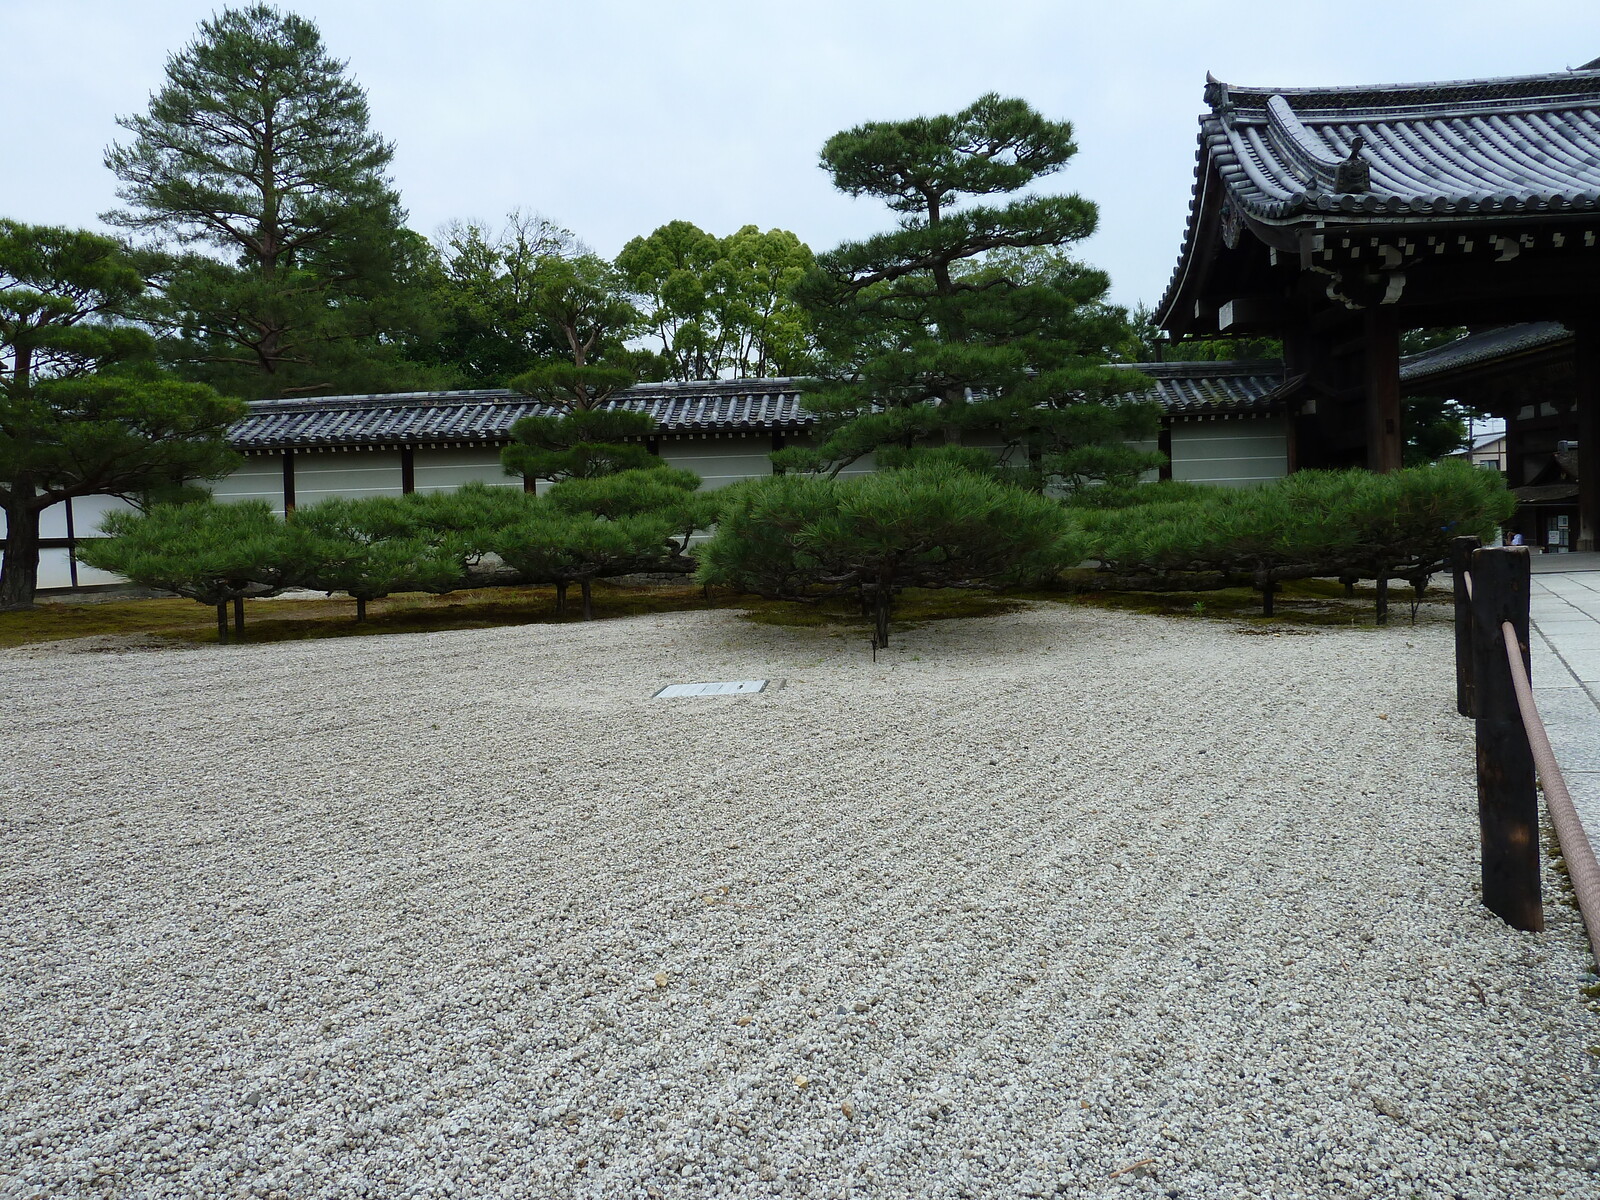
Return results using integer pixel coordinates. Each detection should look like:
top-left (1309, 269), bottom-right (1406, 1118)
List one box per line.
top-left (1214, 68), bottom-right (1600, 110)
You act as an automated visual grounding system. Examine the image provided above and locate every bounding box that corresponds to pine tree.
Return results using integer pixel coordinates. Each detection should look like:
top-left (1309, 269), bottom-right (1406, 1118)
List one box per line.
top-left (501, 255), bottom-right (663, 484)
top-left (105, 4), bottom-right (440, 398)
top-left (785, 94), bottom-right (1159, 490)
top-left (0, 221), bottom-right (241, 609)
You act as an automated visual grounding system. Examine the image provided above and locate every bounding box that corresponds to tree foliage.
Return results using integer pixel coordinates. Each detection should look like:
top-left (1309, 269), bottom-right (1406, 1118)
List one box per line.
top-left (0, 220), bottom-right (242, 608)
top-left (284, 496), bottom-right (467, 620)
top-left (408, 211), bottom-right (576, 387)
top-left (698, 462), bottom-right (1076, 646)
top-left (1074, 460), bottom-right (1516, 617)
top-left (616, 221), bottom-right (815, 380)
top-left (785, 94), bottom-right (1157, 490)
top-left (494, 469), bottom-right (713, 617)
top-left (499, 255), bottom-right (666, 484)
top-left (105, 3), bottom-right (440, 398)
top-left (76, 500), bottom-right (293, 638)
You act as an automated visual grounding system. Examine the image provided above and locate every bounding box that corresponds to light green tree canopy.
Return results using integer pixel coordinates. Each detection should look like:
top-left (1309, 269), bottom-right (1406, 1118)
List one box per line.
top-left (616, 221), bottom-right (814, 380)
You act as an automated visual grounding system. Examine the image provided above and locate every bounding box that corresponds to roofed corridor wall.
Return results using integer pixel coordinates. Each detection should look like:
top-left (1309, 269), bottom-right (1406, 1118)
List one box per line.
top-left (6, 418), bottom-right (1291, 592)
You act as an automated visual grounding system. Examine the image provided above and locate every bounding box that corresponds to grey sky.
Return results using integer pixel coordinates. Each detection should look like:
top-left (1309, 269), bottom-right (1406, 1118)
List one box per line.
top-left (5, 0), bottom-right (1598, 310)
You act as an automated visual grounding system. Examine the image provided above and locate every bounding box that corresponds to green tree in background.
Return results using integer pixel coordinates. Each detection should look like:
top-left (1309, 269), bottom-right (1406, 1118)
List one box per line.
top-left (412, 211), bottom-right (576, 388)
top-left (0, 221), bottom-right (241, 609)
top-left (105, 4), bottom-right (441, 399)
top-left (786, 94), bottom-right (1157, 489)
top-left (616, 221), bottom-right (814, 380)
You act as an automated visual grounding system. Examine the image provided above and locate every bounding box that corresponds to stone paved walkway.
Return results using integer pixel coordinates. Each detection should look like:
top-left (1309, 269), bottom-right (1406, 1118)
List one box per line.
top-left (1528, 553), bottom-right (1600, 847)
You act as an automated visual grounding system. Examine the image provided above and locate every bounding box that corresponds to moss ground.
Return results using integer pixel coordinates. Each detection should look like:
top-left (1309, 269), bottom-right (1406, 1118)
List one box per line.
top-left (3, 574), bottom-right (1449, 651)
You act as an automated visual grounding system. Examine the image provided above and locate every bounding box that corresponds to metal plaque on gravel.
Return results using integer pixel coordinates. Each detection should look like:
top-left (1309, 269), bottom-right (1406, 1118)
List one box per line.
top-left (653, 680), bottom-right (770, 698)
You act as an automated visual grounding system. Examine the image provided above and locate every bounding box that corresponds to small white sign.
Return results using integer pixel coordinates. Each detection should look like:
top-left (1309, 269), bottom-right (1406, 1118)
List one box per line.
top-left (654, 680), bottom-right (769, 698)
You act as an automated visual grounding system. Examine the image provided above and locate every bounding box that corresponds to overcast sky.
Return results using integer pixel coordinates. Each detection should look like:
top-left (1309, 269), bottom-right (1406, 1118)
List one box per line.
top-left (5, 1), bottom-right (1598, 310)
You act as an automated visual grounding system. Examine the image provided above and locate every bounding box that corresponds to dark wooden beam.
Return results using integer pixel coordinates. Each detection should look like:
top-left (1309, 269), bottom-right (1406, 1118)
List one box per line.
top-left (1364, 308), bottom-right (1403, 472)
top-left (282, 450), bottom-right (296, 514)
top-left (400, 447), bottom-right (416, 495)
top-left (1575, 315), bottom-right (1600, 552)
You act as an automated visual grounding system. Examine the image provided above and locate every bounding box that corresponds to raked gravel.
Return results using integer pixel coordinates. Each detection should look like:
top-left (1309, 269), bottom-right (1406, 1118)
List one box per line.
top-left (0, 603), bottom-right (1596, 1200)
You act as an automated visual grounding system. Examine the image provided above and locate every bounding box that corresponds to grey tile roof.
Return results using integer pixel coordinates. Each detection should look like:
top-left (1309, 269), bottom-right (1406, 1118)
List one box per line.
top-left (228, 369), bottom-right (1287, 451)
top-left (1200, 69), bottom-right (1600, 224)
top-left (1399, 322), bottom-right (1571, 383)
top-left (230, 379), bottom-right (813, 450)
top-left (1123, 361), bottom-right (1284, 415)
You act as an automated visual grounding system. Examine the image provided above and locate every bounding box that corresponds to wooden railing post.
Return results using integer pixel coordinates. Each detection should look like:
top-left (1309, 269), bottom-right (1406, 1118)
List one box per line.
top-left (1451, 535), bottom-right (1480, 717)
top-left (1469, 546), bottom-right (1542, 931)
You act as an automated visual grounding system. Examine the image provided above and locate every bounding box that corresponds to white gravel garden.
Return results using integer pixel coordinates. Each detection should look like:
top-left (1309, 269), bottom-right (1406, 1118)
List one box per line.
top-left (1, 603), bottom-right (1596, 1199)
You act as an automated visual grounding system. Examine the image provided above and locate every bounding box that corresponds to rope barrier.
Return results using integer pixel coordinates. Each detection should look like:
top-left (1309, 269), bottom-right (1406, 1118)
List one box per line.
top-left (1500, 617), bottom-right (1600, 961)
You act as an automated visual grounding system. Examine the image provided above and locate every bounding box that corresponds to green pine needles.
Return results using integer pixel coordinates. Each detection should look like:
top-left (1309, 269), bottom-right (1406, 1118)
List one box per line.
top-left (784, 94), bottom-right (1160, 489)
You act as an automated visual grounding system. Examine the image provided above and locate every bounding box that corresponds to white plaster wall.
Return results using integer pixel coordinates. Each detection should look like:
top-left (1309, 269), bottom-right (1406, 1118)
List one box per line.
top-left (2, 495), bottom-right (140, 589)
top-left (1127, 437), bottom-right (1162, 484)
top-left (211, 455), bottom-right (287, 514)
top-left (660, 436), bottom-right (776, 489)
top-left (1170, 418), bottom-right (1287, 486)
top-left (414, 447), bottom-right (520, 493)
top-left (293, 450), bottom-right (404, 505)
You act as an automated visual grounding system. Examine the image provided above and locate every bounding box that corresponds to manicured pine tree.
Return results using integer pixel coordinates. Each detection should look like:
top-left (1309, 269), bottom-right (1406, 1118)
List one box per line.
top-left (76, 501), bottom-right (295, 641)
top-left (785, 94), bottom-right (1160, 489)
top-left (501, 255), bottom-right (663, 484)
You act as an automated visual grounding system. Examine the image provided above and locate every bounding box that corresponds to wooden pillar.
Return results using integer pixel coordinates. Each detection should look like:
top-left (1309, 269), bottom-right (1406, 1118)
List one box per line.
top-left (400, 447), bottom-right (416, 495)
top-left (1364, 308), bottom-right (1403, 473)
top-left (281, 450), bottom-right (296, 515)
top-left (1575, 316), bottom-right (1600, 552)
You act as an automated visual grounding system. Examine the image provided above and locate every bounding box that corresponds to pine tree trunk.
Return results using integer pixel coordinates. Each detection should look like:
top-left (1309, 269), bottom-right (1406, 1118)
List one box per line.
top-left (555, 581), bottom-right (567, 614)
top-left (355, 596), bottom-right (367, 623)
top-left (233, 597), bottom-right (245, 639)
top-left (1261, 580), bottom-right (1276, 616)
top-left (581, 580), bottom-right (594, 621)
top-left (0, 495), bottom-right (42, 611)
top-left (1375, 576), bottom-right (1390, 626)
top-left (216, 602), bottom-right (229, 643)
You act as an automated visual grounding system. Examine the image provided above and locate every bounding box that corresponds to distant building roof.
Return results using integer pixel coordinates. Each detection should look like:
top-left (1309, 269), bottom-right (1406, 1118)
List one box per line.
top-left (229, 367), bottom-right (1288, 451)
top-left (1400, 322), bottom-right (1572, 385)
top-left (1125, 360), bottom-right (1283, 415)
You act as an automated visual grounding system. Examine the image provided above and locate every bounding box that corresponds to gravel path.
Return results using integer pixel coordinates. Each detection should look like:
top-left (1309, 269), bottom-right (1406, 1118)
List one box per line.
top-left (1, 604), bottom-right (1596, 1200)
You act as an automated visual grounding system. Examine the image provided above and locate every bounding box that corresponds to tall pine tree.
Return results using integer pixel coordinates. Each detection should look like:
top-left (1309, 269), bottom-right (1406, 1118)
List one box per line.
top-left (784, 94), bottom-right (1159, 490)
top-left (105, 4), bottom-right (440, 399)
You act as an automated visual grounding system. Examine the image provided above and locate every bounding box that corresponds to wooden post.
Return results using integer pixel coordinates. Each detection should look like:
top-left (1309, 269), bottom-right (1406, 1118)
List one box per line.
top-left (1451, 535), bottom-right (1480, 717)
top-left (281, 450), bottom-right (296, 515)
top-left (1574, 316), bottom-right (1599, 552)
top-left (400, 447), bottom-right (416, 495)
top-left (1470, 546), bottom-right (1542, 931)
top-left (1364, 308), bottom-right (1403, 473)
